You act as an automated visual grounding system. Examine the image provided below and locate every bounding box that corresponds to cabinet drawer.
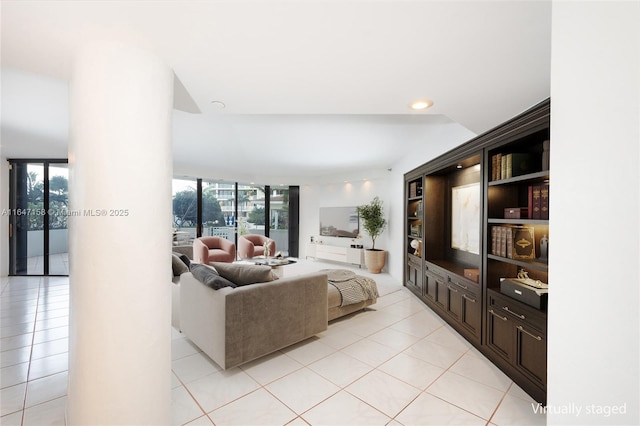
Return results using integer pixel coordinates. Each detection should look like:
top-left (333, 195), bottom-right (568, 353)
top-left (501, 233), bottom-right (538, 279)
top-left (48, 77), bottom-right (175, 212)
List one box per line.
top-left (407, 255), bottom-right (422, 269)
top-left (488, 290), bottom-right (546, 333)
top-left (447, 272), bottom-right (481, 296)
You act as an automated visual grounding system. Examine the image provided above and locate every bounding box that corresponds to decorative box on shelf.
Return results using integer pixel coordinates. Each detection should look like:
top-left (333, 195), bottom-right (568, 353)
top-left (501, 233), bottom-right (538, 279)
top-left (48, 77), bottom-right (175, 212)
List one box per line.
top-left (464, 268), bottom-right (479, 283)
top-left (500, 277), bottom-right (548, 309)
top-left (504, 207), bottom-right (529, 219)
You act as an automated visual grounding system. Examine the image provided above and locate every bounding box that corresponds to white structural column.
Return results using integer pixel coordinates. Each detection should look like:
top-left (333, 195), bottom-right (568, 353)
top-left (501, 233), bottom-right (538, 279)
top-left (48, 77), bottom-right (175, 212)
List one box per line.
top-left (67, 42), bottom-right (173, 424)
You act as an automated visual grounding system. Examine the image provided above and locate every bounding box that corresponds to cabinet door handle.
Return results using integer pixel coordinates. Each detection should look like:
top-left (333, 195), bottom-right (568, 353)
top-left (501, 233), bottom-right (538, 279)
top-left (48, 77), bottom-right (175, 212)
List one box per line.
top-left (447, 285), bottom-right (458, 293)
top-left (451, 280), bottom-right (468, 290)
top-left (502, 306), bottom-right (526, 320)
top-left (462, 294), bottom-right (476, 303)
top-left (517, 325), bottom-right (542, 341)
top-left (489, 309), bottom-right (508, 321)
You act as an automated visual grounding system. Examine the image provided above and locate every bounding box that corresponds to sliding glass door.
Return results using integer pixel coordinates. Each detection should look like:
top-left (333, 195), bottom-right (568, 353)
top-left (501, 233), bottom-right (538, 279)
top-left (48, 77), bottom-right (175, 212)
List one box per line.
top-left (170, 177), bottom-right (299, 258)
top-left (9, 160), bottom-right (69, 276)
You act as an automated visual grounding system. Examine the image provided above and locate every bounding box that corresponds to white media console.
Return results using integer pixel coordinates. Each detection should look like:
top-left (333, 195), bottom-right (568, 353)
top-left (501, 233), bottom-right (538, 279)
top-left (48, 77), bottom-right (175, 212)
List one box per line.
top-left (306, 243), bottom-right (364, 268)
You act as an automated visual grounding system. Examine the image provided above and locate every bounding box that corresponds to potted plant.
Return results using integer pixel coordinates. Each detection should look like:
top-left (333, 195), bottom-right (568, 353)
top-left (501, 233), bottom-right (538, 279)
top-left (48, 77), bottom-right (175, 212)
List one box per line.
top-left (356, 196), bottom-right (387, 273)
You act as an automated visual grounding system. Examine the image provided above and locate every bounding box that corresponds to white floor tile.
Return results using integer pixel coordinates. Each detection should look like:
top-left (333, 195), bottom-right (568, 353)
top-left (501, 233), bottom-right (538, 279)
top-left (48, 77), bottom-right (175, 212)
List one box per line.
top-left (240, 351), bottom-right (303, 385)
top-left (30, 338), bottom-right (68, 361)
top-left (0, 410), bottom-right (23, 425)
top-left (285, 417), bottom-right (311, 426)
top-left (209, 388), bottom-right (296, 426)
top-left (21, 396), bottom-right (67, 426)
top-left (1, 362), bottom-right (29, 388)
top-left (32, 325), bottom-right (68, 345)
top-left (0, 333), bottom-right (34, 352)
top-left (265, 367), bottom-right (340, 414)
top-left (450, 352), bottom-right (512, 392)
top-left (403, 338), bottom-right (465, 369)
top-left (340, 338), bottom-right (398, 367)
top-left (425, 325), bottom-right (474, 353)
top-left (184, 415), bottom-right (215, 425)
top-left (0, 346), bottom-right (31, 368)
top-left (25, 371), bottom-right (67, 408)
top-left (172, 337), bottom-right (202, 361)
top-left (507, 382), bottom-right (540, 403)
top-left (0, 382), bottom-right (26, 417)
top-left (367, 327), bottom-right (422, 352)
top-left (172, 352), bottom-right (222, 384)
top-left (427, 371), bottom-right (506, 420)
top-left (34, 316), bottom-right (68, 332)
top-left (378, 352), bottom-right (445, 390)
top-left (396, 392), bottom-right (487, 425)
top-left (308, 351), bottom-right (372, 388)
top-left (27, 352), bottom-right (68, 381)
top-left (315, 327), bottom-right (364, 350)
top-left (389, 313), bottom-right (443, 339)
top-left (187, 369), bottom-right (260, 413)
top-left (490, 393), bottom-right (546, 426)
top-left (301, 390), bottom-right (390, 426)
top-left (172, 385), bottom-right (205, 426)
top-left (281, 337), bottom-right (335, 365)
top-left (345, 369), bottom-right (421, 418)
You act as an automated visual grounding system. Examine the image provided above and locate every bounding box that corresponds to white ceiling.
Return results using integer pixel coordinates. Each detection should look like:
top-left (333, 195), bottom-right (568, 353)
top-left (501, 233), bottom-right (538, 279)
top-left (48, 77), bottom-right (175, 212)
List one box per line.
top-left (0, 0), bottom-right (551, 182)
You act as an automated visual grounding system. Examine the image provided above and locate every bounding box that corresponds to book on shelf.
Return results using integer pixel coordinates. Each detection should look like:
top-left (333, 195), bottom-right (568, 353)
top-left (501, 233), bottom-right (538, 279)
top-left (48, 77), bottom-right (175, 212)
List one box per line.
top-left (491, 225), bottom-right (535, 260)
top-left (500, 153), bottom-right (534, 179)
top-left (409, 182), bottom-right (417, 198)
top-left (409, 182), bottom-right (422, 198)
top-left (530, 185), bottom-right (542, 219)
top-left (540, 184), bottom-right (549, 219)
top-left (492, 153), bottom-right (502, 181)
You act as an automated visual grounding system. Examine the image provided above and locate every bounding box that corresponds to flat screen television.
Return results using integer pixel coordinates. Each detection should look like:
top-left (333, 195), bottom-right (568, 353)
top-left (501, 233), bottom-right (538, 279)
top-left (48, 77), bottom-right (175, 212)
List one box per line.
top-left (319, 207), bottom-right (359, 238)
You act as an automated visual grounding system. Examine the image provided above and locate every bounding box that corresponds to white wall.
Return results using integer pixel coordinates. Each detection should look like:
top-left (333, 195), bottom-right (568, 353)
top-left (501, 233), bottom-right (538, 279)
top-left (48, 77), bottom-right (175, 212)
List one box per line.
top-left (299, 121), bottom-right (476, 281)
top-left (548, 2), bottom-right (639, 424)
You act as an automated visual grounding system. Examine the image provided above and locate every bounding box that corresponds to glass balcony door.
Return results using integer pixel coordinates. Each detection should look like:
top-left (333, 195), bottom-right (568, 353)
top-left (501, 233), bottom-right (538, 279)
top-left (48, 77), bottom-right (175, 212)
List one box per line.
top-left (202, 180), bottom-right (235, 240)
top-left (9, 160), bottom-right (69, 276)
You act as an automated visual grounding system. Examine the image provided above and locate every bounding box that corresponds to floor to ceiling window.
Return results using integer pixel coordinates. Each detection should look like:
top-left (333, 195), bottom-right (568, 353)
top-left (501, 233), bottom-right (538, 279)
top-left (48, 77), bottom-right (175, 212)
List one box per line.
top-left (171, 178), bottom-right (198, 247)
top-left (202, 180), bottom-right (235, 239)
top-left (8, 159), bottom-right (69, 276)
top-left (172, 177), bottom-right (299, 258)
top-left (269, 186), bottom-right (290, 256)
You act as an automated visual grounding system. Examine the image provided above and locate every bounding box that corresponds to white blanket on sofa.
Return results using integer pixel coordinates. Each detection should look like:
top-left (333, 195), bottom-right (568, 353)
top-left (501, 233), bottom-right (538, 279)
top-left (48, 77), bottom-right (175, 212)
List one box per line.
top-left (324, 269), bottom-right (379, 307)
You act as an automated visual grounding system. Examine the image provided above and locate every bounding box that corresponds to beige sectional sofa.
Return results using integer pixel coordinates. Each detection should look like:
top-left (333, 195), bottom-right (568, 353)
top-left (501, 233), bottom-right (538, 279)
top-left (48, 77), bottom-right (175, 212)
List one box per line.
top-left (179, 270), bottom-right (329, 369)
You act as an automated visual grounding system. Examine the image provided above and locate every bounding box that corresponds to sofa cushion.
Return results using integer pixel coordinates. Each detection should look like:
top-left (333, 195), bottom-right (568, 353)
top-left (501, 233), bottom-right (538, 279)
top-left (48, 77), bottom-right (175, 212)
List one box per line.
top-left (211, 262), bottom-right (276, 286)
top-left (172, 254), bottom-right (190, 277)
top-left (190, 263), bottom-right (237, 290)
top-left (175, 252), bottom-right (191, 268)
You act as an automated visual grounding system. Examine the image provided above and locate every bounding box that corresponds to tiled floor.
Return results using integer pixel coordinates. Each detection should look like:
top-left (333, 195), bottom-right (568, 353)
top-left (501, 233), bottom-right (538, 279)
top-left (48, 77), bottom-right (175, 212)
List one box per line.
top-left (1, 266), bottom-right (546, 425)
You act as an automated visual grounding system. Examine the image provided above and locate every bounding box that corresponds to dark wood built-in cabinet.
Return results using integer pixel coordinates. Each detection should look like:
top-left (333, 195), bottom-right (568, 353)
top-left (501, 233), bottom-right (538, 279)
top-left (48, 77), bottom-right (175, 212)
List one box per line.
top-left (404, 98), bottom-right (550, 403)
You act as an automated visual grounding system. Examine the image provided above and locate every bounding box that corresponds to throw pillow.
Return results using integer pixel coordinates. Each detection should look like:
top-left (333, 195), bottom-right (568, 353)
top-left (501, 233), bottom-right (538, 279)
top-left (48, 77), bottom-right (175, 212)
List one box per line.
top-left (211, 262), bottom-right (275, 286)
top-left (172, 254), bottom-right (190, 277)
top-left (190, 263), bottom-right (236, 290)
top-left (175, 252), bottom-right (191, 268)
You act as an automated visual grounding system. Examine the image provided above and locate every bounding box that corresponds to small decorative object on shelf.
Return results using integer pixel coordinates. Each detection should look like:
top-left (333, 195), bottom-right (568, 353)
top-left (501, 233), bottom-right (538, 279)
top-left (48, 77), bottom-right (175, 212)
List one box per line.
top-left (410, 239), bottom-right (421, 256)
top-left (464, 268), bottom-right (480, 283)
top-left (542, 140), bottom-right (550, 170)
top-left (539, 234), bottom-right (548, 262)
top-left (263, 240), bottom-right (271, 258)
top-left (504, 207), bottom-right (529, 219)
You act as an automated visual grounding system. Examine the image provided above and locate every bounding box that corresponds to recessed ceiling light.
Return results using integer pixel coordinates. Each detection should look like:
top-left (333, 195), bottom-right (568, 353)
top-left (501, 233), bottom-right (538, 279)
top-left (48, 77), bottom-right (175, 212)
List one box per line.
top-left (211, 100), bottom-right (226, 109)
top-left (409, 99), bottom-right (433, 111)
